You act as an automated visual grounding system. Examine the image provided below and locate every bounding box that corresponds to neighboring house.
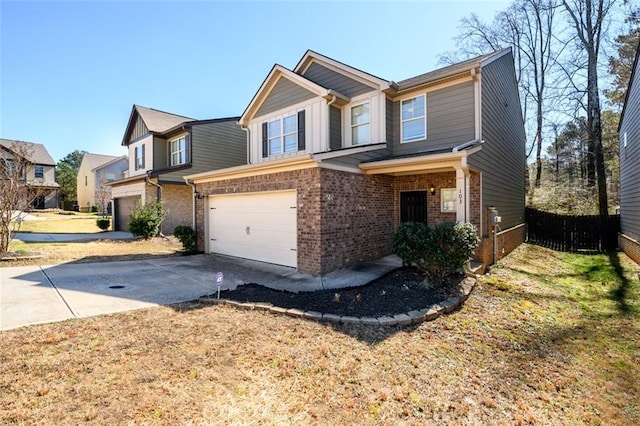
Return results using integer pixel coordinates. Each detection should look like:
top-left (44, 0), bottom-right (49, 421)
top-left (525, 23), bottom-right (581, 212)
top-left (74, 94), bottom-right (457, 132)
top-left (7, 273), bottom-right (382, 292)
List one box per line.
top-left (0, 138), bottom-right (60, 209)
top-left (109, 105), bottom-right (246, 234)
top-left (618, 43), bottom-right (640, 265)
top-left (77, 153), bottom-right (128, 212)
top-left (185, 49), bottom-right (526, 276)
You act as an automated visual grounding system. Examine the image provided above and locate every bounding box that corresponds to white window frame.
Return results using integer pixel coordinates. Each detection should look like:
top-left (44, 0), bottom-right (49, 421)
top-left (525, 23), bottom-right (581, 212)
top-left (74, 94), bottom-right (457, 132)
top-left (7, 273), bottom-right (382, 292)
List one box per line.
top-left (34, 165), bottom-right (44, 179)
top-left (350, 101), bottom-right (371, 146)
top-left (267, 113), bottom-right (298, 156)
top-left (170, 136), bottom-right (187, 166)
top-left (134, 145), bottom-right (145, 170)
top-left (441, 188), bottom-right (456, 213)
top-left (401, 94), bottom-right (426, 143)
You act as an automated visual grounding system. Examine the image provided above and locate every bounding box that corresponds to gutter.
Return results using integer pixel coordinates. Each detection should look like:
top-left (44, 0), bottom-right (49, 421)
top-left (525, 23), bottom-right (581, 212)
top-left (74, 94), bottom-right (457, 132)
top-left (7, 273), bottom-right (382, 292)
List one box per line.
top-left (145, 172), bottom-right (164, 235)
top-left (452, 139), bottom-right (482, 152)
top-left (240, 124), bottom-right (251, 164)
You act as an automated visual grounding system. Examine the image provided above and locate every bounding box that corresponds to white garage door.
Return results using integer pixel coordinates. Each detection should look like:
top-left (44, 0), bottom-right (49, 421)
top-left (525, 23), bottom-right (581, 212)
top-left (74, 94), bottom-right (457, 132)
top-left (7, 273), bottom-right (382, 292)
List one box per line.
top-left (208, 191), bottom-right (297, 267)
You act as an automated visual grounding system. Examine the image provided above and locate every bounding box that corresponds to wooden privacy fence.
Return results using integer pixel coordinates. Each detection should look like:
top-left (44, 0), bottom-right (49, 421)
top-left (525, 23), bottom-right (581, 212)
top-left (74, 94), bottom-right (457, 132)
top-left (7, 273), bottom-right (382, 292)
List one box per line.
top-left (526, 208), bottom-right (620, 252)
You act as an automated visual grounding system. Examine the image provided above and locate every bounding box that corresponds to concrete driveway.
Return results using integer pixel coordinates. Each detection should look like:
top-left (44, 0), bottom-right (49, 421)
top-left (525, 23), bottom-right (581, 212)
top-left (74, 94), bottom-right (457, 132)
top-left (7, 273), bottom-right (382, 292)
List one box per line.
top-left (0, 254), bottom-right (401, 331)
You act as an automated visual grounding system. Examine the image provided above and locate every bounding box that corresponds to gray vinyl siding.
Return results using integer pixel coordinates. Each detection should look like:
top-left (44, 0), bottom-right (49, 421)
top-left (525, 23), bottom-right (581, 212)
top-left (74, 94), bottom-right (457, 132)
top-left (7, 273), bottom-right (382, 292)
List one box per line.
top-left (129, 116), bottom-right (148, 143)
top-left (467, 53), bottom-right (526, 234)
top-left (153, 136), bottom-right (168, 172)
top-left (386, 98), bottom-right (393, 143)
top-left (619, 56), bottom-right (640, 241)
top-left (302, 62), bottom-right (374, 97)
top-left (160, 120), bottom-right (247, 183)
top-left (391, 81), bottom-right (476, 156)
top-left (329, 105), bottom-right (342, 150)
top-left (255, 78), bottom-right (316, 118)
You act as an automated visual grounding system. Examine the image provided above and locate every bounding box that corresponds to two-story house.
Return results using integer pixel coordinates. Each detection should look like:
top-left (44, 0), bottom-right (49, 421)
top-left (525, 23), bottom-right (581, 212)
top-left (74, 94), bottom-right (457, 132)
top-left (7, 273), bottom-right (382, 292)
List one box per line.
top-left (77, 153), bottom-right (128, 212)
top-left (109, 105), bottom-right (246, 234)
top-left (185, 49), bottom-right (527, 276)
top-left (618, 42), bottom-right (640, 265)
top-left (0, 139), bottom-right (60, 209)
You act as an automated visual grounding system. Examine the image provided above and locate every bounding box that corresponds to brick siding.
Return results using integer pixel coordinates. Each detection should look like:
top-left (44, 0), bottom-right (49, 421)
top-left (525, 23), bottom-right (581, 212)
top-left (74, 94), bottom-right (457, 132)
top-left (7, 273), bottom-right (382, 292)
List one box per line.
top-left (159, 183), bottom-right (193, 235)
top-left (620, 233), bottom-right (640, 265)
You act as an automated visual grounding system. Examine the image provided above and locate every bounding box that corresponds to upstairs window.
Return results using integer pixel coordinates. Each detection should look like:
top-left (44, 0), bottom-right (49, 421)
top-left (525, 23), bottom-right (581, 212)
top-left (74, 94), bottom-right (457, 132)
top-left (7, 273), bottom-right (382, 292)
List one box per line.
top-left (135, 145), bottom-right (145, 170)
top-left (401, 94), bottom-right (426, 142)
top-left (351, 102), bottom-right (370, 145)
top-left (34, 165), bottom-right (44, 179)
top-left (170, 136), bottom-right (187, 166)
top-left (262, 111), bottom-right (305, 158)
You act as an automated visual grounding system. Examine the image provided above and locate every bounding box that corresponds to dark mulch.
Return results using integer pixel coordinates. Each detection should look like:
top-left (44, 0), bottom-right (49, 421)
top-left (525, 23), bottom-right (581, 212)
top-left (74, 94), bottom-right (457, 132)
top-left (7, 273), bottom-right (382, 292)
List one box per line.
top-left (211, 268), bottom-right (466, 317)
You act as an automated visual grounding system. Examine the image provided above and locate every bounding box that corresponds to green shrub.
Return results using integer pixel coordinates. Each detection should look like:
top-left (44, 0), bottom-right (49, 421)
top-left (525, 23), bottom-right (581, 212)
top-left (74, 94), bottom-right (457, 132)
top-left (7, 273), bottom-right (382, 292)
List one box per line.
top-left (96, 218), bottom-right (110, 231)
top-left (173, 225), bottom-right (196, 254)
top-left (90, 205), bottom-right (98, 213)
top-left (128, 201), bottom-right (167, 239)
top-left (393, 221), bottom-right (479, 284)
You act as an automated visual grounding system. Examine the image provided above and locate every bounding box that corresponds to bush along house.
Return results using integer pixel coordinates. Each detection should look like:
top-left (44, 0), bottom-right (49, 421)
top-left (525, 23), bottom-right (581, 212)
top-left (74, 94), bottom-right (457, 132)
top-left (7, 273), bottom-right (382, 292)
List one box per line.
top-left (185, 49), bottom-right (527, 276)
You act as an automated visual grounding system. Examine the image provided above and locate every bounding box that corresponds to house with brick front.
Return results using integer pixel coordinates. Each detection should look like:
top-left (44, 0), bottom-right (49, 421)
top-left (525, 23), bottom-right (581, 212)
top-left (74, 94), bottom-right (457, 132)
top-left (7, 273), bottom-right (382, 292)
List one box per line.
top-left (109, 105), bottom-right (246, 234)
top-left (185, 49), bottom-right (526, 276)
top-left (618, 42), bottom-right (640, 265)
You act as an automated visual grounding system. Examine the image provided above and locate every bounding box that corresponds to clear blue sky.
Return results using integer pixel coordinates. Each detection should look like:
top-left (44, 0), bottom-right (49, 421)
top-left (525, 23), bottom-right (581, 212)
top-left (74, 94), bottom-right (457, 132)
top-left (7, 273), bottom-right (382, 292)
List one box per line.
top-left (1, 0), bottom-right (509, 162)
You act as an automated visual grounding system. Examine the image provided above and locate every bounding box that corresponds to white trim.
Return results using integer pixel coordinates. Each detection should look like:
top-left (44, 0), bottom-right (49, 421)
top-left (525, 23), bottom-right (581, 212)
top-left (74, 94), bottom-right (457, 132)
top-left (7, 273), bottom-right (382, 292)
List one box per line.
top-left (441, 188), bottom-right (456, 212)
top-left (400, 94), bottom-right (427, 143)
top-left (266, 113), bottom-right (298, 156)
top-left (391, 75), bottom-right (474, 101)
top-left (475, 73), bottom-right (482, 140)
top-left (350, 101), bottom-right (371, 146)
top-left (169, 135), bottom-right (188, 166)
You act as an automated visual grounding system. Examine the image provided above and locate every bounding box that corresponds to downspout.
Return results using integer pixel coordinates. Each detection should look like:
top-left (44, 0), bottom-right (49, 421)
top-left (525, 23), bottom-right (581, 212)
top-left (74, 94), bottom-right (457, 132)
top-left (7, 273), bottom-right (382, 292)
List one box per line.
top-left (185, 178), bottom-right (197, 229)
top-left (240, 124), bottom-right (250, 164)
top-left (326, 94), bottom-right (338, 151)
top-left (146, 172), bottom-right (164, 236)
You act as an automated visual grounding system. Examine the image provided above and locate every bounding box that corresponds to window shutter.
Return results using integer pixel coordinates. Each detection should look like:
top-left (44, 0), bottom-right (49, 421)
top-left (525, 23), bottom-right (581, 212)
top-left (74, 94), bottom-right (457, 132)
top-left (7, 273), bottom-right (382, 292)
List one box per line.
top-left (297, 110), bottom-right (306, 151)
top-left (262, 122), bottom-right (268, 158)
top-left (186, 134), bottom-right (191, 163)
top-left (141, 144), bottom-right (145, 168)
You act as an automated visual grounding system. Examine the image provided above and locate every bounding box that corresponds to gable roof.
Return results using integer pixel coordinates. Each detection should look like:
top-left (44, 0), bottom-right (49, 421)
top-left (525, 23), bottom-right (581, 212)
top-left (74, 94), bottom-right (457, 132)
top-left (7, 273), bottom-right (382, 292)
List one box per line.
top-left (122, 105), bottom-right (195, 145)
top-left (239, 64), bottom-right (349, 126)
top-left (0, 138), bottom-right (56, 165)
top-left (81, 153), bottom-right (121, 170)
top-left (396, 48), bottom-right (512, 92)
top-left (294, 49), bottom-right (392, 90)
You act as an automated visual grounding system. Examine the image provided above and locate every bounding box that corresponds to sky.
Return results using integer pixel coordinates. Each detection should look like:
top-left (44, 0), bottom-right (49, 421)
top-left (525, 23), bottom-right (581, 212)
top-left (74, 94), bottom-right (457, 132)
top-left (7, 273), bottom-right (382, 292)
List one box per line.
top-left (1, 0), bottom-right (510, 163)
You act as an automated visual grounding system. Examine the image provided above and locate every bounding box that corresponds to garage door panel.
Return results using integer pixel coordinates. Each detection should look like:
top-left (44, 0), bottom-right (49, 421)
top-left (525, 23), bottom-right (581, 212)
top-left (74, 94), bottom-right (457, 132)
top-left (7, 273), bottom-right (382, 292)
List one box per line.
top-left (208, 191), bottom-right (297, 267)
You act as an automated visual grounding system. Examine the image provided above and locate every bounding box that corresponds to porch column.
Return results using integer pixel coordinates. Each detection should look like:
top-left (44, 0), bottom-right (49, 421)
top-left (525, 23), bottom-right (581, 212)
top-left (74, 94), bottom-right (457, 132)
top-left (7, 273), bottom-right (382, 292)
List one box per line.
top-left (455, 166), bottom-right (469, 223)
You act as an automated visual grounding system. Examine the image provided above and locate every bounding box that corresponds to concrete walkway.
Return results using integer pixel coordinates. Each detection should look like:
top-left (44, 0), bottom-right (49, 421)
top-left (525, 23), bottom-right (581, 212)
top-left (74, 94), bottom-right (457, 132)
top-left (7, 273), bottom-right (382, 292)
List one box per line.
top-left (13, 231), bottom-right (134, 242)
top-left (0, 254), bottom-right (402, 331)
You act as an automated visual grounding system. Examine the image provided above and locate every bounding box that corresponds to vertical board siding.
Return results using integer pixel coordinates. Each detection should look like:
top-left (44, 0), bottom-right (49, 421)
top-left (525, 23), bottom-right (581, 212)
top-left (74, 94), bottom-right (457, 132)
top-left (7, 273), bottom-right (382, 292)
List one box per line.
top-left (329, 105), bottom-right (342, 150)
top-left (302, 62), bottom-right (374, 98)
top-left (391, 81), bottom-right (476, 156)
top-left (468, 54), bottom-right (526, 233)
top-left (619, 53), bottom-right (640, 241)
top-left (129, 115), bottom-right (148, 143)
top-left (255, 78), bottom-right (317, 118)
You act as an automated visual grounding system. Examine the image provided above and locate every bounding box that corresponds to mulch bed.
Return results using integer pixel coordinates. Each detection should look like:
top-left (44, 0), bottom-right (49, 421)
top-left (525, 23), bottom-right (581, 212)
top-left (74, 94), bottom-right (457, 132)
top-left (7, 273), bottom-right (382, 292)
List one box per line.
top-left (212, 268), bottom-right (466, 317)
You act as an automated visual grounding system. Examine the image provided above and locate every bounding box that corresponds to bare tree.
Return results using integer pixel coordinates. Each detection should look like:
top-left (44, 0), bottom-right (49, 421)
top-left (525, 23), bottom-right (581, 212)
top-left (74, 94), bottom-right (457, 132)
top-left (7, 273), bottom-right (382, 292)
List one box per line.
top-left (561, 0), bottom-right (616, 218)
top-left (94, 172), bottom-right (113, 215)
top-left (449, 0), bottom-right (561, 188)
top-left (0, 142), bottom-right (47, 254)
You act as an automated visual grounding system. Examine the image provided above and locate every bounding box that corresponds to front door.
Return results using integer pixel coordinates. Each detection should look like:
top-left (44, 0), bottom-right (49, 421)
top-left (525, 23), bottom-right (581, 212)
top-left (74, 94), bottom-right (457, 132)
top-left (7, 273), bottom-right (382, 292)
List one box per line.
top-left (400, 191), bottom-right (427, 223)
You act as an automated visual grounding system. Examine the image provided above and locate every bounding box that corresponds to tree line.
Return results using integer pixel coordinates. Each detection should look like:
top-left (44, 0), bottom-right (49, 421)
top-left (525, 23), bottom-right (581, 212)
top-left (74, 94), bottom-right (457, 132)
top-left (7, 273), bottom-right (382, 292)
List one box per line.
top-left (443, 0), bottom-right (638, 215)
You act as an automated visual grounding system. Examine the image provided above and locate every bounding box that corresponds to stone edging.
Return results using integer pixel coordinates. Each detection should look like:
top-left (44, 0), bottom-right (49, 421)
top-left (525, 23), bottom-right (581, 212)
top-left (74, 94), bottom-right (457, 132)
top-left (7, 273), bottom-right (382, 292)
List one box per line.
top-left (199, 276), bottom-right (476, 327)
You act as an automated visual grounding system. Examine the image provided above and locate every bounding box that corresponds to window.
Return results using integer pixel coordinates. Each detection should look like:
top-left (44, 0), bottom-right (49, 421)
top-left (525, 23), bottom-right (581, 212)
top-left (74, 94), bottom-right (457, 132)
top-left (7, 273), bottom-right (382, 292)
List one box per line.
top-left (441, 188), bottom-right (456, 213)
top-left (105, 173), bottom-right (115, 182)
top-left (267, 114), bottom-right (298, 156)
top-left (170, 136), bottom-right (187, 166)
top-left (401, 95), bottom-right (426, 142)
top-left (134, 145), bottom-right (145, 170)
top-left (34, 165), bottom-right (44, 179)
top-left (85, 175), bottom-right (88, 186)
top-left (351, 102), bottom-right (370, 145)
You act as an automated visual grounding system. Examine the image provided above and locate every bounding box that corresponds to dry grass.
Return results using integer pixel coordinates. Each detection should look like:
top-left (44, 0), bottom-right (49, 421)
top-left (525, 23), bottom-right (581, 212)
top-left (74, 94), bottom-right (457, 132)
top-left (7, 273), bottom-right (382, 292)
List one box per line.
top-left (1, 244), bottom-right (639, 425)
top-left (16, 214), bottom-right (106, 233)
top-left (3, 238), bottom-right (182, 266)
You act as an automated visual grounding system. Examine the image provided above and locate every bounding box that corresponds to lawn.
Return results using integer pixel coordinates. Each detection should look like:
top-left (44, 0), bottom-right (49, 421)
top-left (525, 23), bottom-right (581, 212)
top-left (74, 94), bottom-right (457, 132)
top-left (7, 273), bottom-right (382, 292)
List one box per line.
top-left (15, 212), bottom-right (107, 233)
top-left (1, 244), bottom-right (639, 425)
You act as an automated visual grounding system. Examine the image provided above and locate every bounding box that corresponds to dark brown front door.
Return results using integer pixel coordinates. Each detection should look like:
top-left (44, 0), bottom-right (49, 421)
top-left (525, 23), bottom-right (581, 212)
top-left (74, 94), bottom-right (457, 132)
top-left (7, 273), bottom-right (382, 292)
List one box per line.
top-left (400, 191), bottom-right (427, 223)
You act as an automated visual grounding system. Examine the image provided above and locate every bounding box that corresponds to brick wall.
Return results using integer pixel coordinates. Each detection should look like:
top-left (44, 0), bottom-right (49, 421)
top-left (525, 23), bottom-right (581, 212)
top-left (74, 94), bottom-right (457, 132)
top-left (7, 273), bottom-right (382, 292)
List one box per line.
top-left (620, 233), bottom-right (640, 265)
top-left (319, 170), bottom-right (395, 273)
top-left (160, 183), bottom-right (193, 235)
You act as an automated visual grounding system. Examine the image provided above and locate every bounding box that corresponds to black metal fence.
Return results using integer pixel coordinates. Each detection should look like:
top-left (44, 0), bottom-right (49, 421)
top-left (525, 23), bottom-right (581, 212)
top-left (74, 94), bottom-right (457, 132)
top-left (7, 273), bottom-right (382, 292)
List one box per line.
top-left (526, 207), bottom-right (620, 252)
